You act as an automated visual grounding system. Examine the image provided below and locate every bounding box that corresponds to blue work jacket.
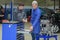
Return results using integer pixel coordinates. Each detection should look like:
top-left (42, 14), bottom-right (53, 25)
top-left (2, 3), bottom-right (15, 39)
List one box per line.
top-left (30, 8), bottom-right (41, 34)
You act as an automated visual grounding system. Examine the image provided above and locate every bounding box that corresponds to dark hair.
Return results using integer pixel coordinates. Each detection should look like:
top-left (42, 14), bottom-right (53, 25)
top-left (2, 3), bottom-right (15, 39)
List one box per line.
top-left (19, 3), bottom-right (24, 6)
top-left (0, 5), bottom-right (3, 9)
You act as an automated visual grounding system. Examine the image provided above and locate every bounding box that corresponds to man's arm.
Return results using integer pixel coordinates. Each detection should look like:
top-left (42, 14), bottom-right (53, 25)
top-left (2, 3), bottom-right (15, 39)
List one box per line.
top-left (32, 11), bottom-right (41, 27)
top-left (30, 9), bottom-right (33, 25)
top-left (23, 12), bottom-right (27, 22)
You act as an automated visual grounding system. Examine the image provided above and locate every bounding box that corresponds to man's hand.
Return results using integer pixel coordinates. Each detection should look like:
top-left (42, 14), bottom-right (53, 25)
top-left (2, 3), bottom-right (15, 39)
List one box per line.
top-left (0, 15), bottom-right (4, 17)
top-left (30, 26), bottom-right (33, 32)
top-left (2, 20), bottom-right (9, 23)
top-left (23, 19), bottom-right (27, 22)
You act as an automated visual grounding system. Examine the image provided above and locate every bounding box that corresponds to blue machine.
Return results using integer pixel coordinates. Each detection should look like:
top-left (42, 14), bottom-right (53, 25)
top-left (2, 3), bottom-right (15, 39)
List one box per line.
top-left (2, 23), bottom-right (17, 40)
top-left (38, 34), bottom-right (57, 40)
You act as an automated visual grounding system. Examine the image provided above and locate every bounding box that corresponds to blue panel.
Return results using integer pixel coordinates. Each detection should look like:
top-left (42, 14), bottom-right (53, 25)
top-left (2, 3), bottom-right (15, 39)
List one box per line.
top-left (2, 23), bottom-right (17, 40)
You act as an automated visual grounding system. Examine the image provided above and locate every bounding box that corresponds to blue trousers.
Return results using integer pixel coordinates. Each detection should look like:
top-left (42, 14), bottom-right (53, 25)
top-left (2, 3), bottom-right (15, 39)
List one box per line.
top-left (31, 33), bottom-right (40, 40)
top-left (17, 22), bottom-right (24, 40)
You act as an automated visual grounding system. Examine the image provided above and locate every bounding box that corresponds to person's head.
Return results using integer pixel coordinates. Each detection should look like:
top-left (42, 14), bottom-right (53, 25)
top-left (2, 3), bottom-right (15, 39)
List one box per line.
top-left (32, 1), bottom-right (38, 9)
top-left (0, 5), bottom-right (3, 10)
top-left (18, 3), bottom-right (24, 10)
top-left (0, 5), bottom-right (4, 13)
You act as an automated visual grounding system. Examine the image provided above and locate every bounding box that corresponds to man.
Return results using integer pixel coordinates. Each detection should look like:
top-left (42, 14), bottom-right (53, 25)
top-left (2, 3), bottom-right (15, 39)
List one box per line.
top-left (30, 1), bottom-right (42, 40)
top-left (14, 3), bottom-right (27, 40)
top-left (0, 5), bottom-right (4, 23)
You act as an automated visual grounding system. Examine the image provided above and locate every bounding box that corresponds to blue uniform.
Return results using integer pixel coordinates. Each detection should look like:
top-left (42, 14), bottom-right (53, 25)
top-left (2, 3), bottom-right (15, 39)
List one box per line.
top-left (31, 8), bottom-right (41, 34)
top-left (30, 8), bottom-right (41, 40)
